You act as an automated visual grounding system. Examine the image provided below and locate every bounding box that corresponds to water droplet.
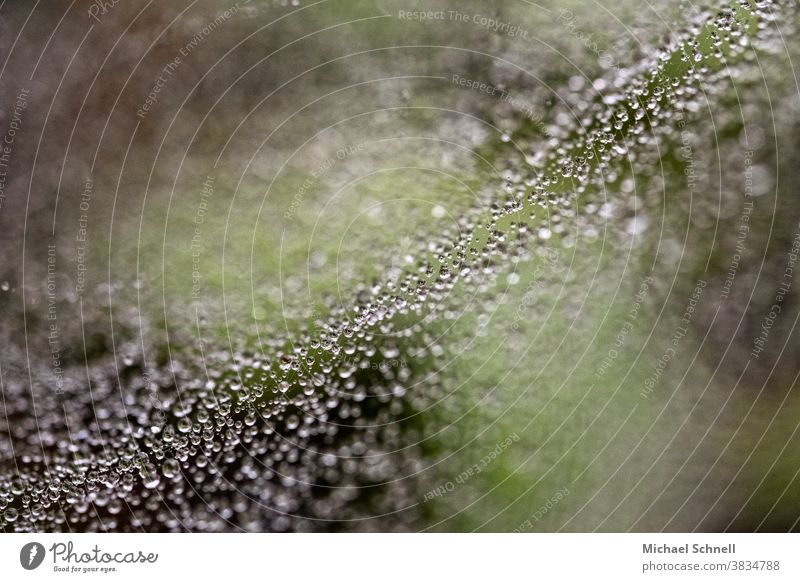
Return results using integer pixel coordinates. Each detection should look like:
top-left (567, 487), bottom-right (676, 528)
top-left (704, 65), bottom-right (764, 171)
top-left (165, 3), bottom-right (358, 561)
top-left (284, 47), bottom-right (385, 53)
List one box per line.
top-left (141, 464), bottom-right (161, 489)
top-left (161, 459), bottom-right (181, 479)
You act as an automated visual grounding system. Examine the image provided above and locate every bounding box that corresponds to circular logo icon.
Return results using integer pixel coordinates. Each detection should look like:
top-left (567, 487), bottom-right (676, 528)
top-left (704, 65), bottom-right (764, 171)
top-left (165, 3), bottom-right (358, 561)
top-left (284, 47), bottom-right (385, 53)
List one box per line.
top-left (20, 542), bottom-right (46, 570)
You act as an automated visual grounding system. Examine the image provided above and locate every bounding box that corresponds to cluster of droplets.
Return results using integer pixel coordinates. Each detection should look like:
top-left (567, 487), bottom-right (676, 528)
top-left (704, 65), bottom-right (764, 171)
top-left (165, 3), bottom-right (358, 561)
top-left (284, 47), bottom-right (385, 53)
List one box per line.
top-left (0, 0), bottom-right (783, 532)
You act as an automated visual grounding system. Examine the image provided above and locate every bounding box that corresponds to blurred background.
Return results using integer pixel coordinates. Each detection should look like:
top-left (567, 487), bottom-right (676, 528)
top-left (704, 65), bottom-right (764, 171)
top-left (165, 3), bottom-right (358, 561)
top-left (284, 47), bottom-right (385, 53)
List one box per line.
top-left (1, 0), bottom-right (799, 532)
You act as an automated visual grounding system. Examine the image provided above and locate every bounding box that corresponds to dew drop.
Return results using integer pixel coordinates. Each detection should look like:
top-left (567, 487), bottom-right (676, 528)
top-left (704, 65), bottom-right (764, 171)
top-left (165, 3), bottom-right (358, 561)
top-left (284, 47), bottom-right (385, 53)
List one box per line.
top-left (141, 464), bottom-right (161, 489)
top-left (3, 508), bottom-right (18, 522)
top-left (161, 459), bottom-right (181, 480)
